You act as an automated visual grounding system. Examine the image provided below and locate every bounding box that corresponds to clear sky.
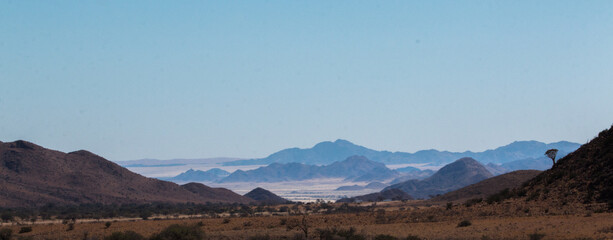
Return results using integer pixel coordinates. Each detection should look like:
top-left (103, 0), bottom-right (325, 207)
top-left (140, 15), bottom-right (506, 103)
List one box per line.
top-left (1, 1), bottom-right (612, 161)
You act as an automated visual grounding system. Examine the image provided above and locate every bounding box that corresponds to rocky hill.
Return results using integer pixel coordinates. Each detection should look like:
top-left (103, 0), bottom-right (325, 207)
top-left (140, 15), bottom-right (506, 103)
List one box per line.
top-left (520, 126), bottom-right (613, 204)
top-left (383, 158), bottom-right (494, 199)
top-left (0, 140), bottom-right (251, 207)
top-left (244, 187), bottom-right (290, 205)
top-left (430, 170), bottom-right (541, 203)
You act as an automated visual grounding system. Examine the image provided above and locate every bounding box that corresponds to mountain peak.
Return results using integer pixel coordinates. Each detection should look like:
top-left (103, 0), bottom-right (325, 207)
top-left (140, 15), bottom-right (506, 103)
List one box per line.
top-left (8, 140), bottom-right (39, 150)
top-left (333, 139), bottom-right (354, 145)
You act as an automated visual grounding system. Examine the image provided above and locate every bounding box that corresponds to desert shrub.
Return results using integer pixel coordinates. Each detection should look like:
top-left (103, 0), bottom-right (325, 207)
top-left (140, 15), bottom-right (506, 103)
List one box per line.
top-left (139, 210), bottom-right (152, 220)
top-left (104, 231), bottom-right (145, 240)
top-left (446, 202), bottom-right (453, 210)
top-left (528, 232), bottom-right (545, 240)
top-left (405, 235), bottom-right (422, 240)
top-left (486, 188), bottom-right (512, 204)
top-left (222, 218), bottom-right (230, 224)
top-left (19, 226), bottom-right (32, 234)
top-left (243, 221), bottom-right (253, 227)
top-left (196, 221), bottom-right (204, 227)
top-left (0, 213), bottom-right (12, 222)
top-left (464, 198), bottom-right (483, 207)
top-left (150, 224), bottom-right (204, 240)
top-left (373, 234), bottom-right (398, 240)
top-left (279, 218), bottom-right (287, 225)
top-left (67, 223), bottom-right (75, 231)
top-left (105, 221), bottom-right (112, 229)
top-left (0, 228), bottom-right (12, 240)
top-left (457, 220), bottom-right (472, 227)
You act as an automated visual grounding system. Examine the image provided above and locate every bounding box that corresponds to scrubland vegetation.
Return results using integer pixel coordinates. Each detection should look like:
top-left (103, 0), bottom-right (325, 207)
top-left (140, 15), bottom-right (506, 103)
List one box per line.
top-left (1, 200), bottom-right (612, 240)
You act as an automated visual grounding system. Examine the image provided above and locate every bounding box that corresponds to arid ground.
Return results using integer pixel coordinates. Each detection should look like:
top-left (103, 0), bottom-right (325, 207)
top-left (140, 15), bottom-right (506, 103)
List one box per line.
top-left (4, 201), bottom-right (612, 240)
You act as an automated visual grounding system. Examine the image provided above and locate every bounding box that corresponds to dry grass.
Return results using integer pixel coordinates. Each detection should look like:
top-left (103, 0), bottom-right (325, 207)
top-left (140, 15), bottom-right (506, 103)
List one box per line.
top-left (3, 202), bottom-right (613, 240)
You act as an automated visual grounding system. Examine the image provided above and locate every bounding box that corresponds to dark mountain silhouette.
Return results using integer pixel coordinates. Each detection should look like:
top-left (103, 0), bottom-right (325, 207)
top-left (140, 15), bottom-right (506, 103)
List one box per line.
top-left (219, 156), bottom-right (400, 183)
top-left (223, 139), bottom-right (580, 166)
top-left (169, 168), bottom-right (230, 182)
top-left (430, 170), bottom-right (541, 203)
top-left (520, 125), bottom-right (613, 204)
top-left (383, 158), bottom-right (494, 199)
top-left (336, 189), bottom-right (413, 203)
top-left (181, 183), bottom-right (253, 203)
top-left (0, 140), bottom-right (250, 208)
top-left (244, 187), bottom-right (290, 205)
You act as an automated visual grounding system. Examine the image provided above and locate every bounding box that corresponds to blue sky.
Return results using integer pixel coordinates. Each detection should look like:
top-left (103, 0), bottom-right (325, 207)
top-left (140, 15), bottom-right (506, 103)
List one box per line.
top-left (1, 1), bottom-right (612, 161)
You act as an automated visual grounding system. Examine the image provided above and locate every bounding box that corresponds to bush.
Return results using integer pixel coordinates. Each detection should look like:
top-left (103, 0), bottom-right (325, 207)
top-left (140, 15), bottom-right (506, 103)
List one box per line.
top-left (528, 232), bottom-right (546, 240)
top-left (0, 228), bottom-right (12, 240)
top-left (150, 224), bottom-right (205, 240)
top-left (374, 234), bottom-right (398, 240)
top-left (139, 211), bottom-right (152, 220)
top-left (446, 202), bottom-right (453, 210)
top-left (67, 223), bottom-right (75, 231)
top-left (457, 220), bottom-right (472, 227)
top-left (105, 231), bottom-right (145, 240)
top-left (105, 221), bottom-right (112, 229)
top-left (222, 218), bottom-right (230, 224)
top-left (19, 226), bottom-right (32, 234)
top-left (0, 213), bottom-right (12, 222)
top-left (464, 198), bottom-right (483, 207)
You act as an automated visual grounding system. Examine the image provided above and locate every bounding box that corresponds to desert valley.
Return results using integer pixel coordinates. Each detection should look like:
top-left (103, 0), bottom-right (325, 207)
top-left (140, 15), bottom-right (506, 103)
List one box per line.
top-left (1, 126), bottom-right (612, 239)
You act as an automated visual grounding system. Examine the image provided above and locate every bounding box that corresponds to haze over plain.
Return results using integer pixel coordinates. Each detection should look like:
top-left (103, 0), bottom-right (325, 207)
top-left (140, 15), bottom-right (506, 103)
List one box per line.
top-left (1, 1), bottom-right (612, 161)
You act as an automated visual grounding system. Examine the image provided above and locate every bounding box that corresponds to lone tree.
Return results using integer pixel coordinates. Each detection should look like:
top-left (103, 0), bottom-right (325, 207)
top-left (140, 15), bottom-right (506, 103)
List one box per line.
top-left (545, 149), bottom-right (558, 165)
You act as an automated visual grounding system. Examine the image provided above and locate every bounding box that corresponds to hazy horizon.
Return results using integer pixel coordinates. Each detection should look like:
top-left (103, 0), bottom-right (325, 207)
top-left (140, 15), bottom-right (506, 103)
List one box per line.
top-left (1, 1), bottom-right (612, 161)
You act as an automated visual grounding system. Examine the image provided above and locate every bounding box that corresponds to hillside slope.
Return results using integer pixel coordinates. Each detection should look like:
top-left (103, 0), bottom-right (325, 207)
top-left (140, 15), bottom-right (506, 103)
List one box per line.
top-left (0, 140), bottom-right (250, 207)
top-left (521, 126), bottom-right (613, 204)
top-left (430, 170), bottom-right (541, 203)
top-left (244, 187), bottom-right (290, 205)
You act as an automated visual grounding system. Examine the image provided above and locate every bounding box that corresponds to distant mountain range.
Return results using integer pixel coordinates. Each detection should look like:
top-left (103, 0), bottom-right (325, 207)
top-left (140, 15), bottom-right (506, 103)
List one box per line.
top-left (218, 156), bottom-right (400, 183)
top-left (223, 139), bottom-right (580, 166)
top-left (0, 140), bottom-right (252, 207)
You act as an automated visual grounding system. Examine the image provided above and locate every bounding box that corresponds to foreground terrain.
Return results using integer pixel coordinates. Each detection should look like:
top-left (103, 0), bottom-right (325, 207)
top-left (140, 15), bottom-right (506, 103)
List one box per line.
top-left (2, 201), bottom-right (612, 240)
